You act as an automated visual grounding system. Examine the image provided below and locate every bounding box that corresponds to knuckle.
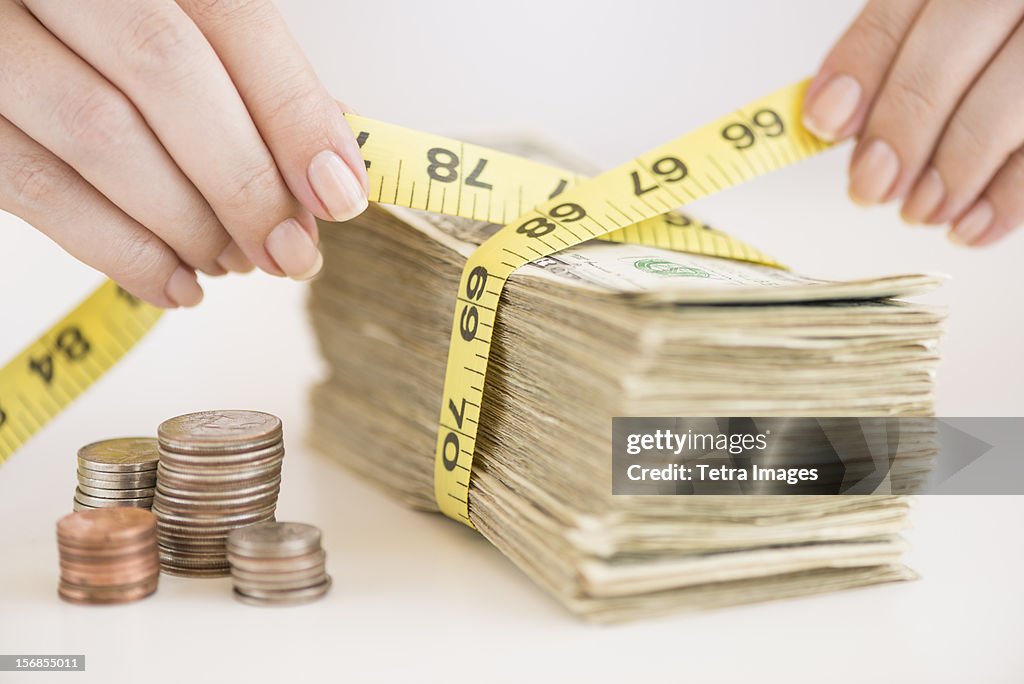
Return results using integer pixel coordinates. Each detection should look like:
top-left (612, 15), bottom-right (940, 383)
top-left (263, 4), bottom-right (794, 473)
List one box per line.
top-left (107, 229), bottom-right (173, 291)
top-left (57, 87), bottom-right (138, 151)
top-left (6, 152), bottom-right (78, 210)
top-left (220, 159), bottom-right (284, 213)
top-left (184, 0), bottom-right (266, 22)
top-left (255, 72), bottom-right (322, 126)
top-left (884, 70), bottom-right (941, 120)
top-left (852, 6), bottom-right (906, 56)
top-left (182, 221), bottom-right (232, 271)
top-left (121, 6), bottom-right (199, 74)
top-left (945, 111), bottom-right (991, 162)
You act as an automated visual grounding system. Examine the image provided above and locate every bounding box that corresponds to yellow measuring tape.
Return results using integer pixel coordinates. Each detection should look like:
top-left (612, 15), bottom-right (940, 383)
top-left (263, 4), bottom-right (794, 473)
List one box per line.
top-left (420, 80), bottom-right (829, 525)
top-left (347, 115), bottom-right (785, 268)
top-left (0, 81), bottom-right (829, 525)
top-left (0, 281), bottom-right (163, 462)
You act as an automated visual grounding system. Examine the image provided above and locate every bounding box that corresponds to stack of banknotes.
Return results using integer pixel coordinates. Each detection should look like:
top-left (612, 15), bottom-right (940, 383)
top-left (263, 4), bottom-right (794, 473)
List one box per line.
top-left (307, 141), bottom-right (945, 622)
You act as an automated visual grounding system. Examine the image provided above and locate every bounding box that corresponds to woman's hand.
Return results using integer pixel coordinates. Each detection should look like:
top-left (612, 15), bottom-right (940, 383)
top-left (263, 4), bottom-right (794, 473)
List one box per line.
top-left (803, 0), bottom-right (1024, 246)
top-left (0, 0), bottom-right (369, 307)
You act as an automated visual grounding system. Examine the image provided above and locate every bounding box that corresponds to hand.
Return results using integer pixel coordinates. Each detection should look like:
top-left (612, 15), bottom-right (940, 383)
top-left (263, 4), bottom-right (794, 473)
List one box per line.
top-left (803, 0), bottom-right (1024, 247)
top-left (0, 0), bottom-right (370, 307)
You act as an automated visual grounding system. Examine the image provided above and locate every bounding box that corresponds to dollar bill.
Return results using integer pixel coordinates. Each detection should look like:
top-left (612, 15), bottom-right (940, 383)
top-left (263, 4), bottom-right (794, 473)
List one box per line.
top-left (307, 137), bottom-right (943, 622)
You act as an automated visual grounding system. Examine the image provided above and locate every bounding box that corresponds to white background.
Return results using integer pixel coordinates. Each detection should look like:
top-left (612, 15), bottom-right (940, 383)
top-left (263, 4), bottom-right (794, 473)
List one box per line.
top-left (1, 1), bottom-right (1022, 681)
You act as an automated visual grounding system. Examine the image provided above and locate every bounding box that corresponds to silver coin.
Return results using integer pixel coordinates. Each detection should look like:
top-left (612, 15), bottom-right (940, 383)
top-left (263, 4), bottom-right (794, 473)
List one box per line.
top-left (158, 546), bottom-right (228, 562)
top-left (155, 505), bottom-right (278, 523)
top-left (157, 469), bottom-right (283, 488)
top-left (226, 522), bottom-right (321, 558)
top-left (160, 563), bottom-right (230, 575)
top-left (75, 490), bottom-right (154, 508)
top-left (154, 520), bottom-right (272, 535)
top-left (153, 504), bottom-right (277, 519)
top-left (157, 541), bottom-right (228, 555)
top-left (156, 454), bottom-right (284, 478)
top-left (154, 515), bottom-right (276, 537)
top-left (158, 553), bottom-right (228, 564)
top-left (158, 411), bottom-right (282, 453)
top-left (158, 442), bottom-right (285, 467)
top-left (152, 502), bottom-right (277, 525)
top-left (156, 528), bottom-right (225, 541)
top-left (154, 502), bottom-right (280, 519)
top-left (158, 541), bottom-right (228, 554)
top-left (158, 549), bottom-right (224, 561)
top-left (155, 525), bottom-right (232, 538)
top-left (157, 528), bottom-right (228, 543)
top-left (77, 468), bottom-right (158, 485)
top-left (73, 498), bottom-right (153, 510)
top-left (156, 461), bottom-right (283, 484)
top-left (153, 494), bottom-right (280, 517)
top-left (158, 547), bottom-right (224, 561)
top-left (155, 520), bottom-right (264, 537)
top-left (159, 436), bottom-right (284, 457)
top-left (155, 477), bottom-right (281, 500)
top-left (227, 549), bottom-right (327, 573)
top-left (230, 563), bottom-right (327, 584)
top-left (232, 572), bottom-right (329, 593)
top-left (160, 565), bottom-right (230, 578)
top-left (77, 438), bottom-right (160, 472)
top-left (154, 486), bottom-right (279, 505)
top-left (233, 576), bottom-right (331, 606)
top-left (78, 476), bottom-right (157, 492)
top-left (77, 484), bottom-right (156, 499)
top-left (153, 479), bottom-right (281, 498)
top-left (158, 446), bottom-right (284, 468)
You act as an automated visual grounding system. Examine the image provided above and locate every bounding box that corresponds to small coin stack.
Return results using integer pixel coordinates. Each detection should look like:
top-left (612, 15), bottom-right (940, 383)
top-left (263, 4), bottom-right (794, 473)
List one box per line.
top-left (153, 410), bottom-right (284, 577)
top-left (74, 438), bottom-right (159, 512)
top-left (56, 508), bottom-right (159, 604)
top-left (227, 522), bottom-right (331, 606)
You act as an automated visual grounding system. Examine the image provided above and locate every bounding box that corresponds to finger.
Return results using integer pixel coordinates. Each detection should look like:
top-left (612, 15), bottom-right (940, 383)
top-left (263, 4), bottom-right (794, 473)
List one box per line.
top-left (0, 1), bottom-right (232, 276)
top-left (917, 20), bottom-right (1024, 227)
top-left (215, 240), bottom-right (255, 274)
top-left (852, 0), bottom-right (1024, 209)
top-left (948, 148), bottom-right (1024, 246)
top-left (178, 0), bottom-right (369, 224)
top-left (803, 0), bottom-right (927, 142)
top-left (24, 0), bottom-right (321, 279)
top-left (0, 115), bottom-right (200, 308)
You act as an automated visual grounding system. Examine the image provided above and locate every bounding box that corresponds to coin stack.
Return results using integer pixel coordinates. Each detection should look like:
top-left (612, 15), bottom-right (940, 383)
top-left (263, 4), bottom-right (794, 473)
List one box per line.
top-left (227, 522), bottom-right (331, 606)
top-left (153, 410), bottom-right (284, 577)
top-left (56, 508), bottom-right (160, 604)
top-left (74, 438), bottom-right (159, 512)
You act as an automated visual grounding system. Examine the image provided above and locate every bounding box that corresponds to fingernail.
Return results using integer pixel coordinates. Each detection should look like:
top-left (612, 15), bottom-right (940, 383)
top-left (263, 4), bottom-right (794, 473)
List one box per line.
top-left (165, 266), bottom-right (203, 307)
top-left (265, 218), bottom-right (323, 280)
top-left (308, 150), bottom-right (369, 222)
top-left (901, 167), bottom-right (945, 224)
top-left (216, 241), bottom-right (255, 274)
top-left (803, 74), bottom-right (862, 142)
top-left (849, 139), bottom-right (900, 206)
top-left (949, 199), bottom-right (993, 245)
top-left (200, 262), bottom-right (227, 277)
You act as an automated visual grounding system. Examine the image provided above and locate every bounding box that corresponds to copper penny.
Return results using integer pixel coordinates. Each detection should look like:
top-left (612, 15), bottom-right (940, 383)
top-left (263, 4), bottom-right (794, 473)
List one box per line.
top-left (56, 509), bottom-right (156, 546)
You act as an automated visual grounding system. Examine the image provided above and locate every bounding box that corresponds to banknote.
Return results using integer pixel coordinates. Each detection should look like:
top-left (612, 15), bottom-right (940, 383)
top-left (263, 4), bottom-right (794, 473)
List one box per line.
top-left (307, 137), bottom-right (943, 622)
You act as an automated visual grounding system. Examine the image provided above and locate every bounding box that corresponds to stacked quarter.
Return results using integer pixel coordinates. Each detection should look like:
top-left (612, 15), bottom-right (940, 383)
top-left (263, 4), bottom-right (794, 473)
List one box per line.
top-left (154, 410), bottom-right (284, 577)
top-left (75, 438), bottom-right (159, 511)
top-left (227, 522), bottom-right (331, 606)
top-left (56, 508), bottom-right (159, 604)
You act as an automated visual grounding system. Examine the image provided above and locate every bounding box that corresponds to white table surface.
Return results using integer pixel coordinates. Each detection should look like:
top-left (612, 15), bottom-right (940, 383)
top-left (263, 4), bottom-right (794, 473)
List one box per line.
top-left (2, 1), bottom-right (1023, 681)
